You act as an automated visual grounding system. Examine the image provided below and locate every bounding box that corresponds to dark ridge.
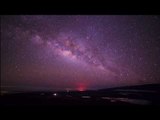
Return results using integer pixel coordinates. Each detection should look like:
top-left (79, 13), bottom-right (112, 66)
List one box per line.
top-left (98, 83), bottom-right (160, 91)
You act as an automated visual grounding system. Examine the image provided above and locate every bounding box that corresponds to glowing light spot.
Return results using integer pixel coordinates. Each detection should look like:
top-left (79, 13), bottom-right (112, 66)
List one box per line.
top-left (53, 93), bottom-right (57, 96)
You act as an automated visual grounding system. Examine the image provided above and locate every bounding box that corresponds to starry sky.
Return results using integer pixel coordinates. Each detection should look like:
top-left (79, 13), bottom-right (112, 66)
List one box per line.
top-left (1, 15), bottom-right (160, 92)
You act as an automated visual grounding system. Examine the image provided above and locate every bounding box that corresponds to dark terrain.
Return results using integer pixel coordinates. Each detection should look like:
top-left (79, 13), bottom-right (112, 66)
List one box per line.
top-left (1, 84), bottom-right (160, 107)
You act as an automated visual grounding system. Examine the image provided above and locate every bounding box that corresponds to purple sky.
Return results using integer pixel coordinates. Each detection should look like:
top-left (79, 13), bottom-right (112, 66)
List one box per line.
top-left (1, 15), bottom-right (160, 91)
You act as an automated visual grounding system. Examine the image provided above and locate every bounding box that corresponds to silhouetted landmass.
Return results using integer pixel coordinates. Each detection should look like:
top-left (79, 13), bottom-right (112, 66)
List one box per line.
top-left (98, 83), bottom-right (160, 91)
top-left (1, 84), bottom-right (160, 107)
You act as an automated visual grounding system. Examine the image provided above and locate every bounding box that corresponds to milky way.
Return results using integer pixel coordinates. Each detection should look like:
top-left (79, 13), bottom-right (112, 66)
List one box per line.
top-left (1, 15), bottom-right (160, 91)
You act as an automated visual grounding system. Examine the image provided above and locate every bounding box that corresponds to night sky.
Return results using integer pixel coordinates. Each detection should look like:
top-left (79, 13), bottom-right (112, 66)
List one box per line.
top-left (1, 15), bottom-right (160, 92)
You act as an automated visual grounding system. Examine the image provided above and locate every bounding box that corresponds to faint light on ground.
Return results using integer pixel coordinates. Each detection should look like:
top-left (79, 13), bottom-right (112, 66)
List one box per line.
top-left (101, 96), bottom-right (150, 105)
top-left (82, 96), bottom-right (91, 98)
